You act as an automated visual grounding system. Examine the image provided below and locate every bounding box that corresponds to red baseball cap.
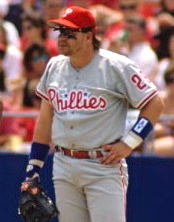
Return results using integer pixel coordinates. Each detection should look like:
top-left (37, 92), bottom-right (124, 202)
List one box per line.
top-left (48, 6), bottom-right (96, 32)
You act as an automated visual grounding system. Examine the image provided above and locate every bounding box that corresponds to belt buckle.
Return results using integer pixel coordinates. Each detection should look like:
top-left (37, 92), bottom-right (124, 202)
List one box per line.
top-left (88, 150), bottom-right (97, 158)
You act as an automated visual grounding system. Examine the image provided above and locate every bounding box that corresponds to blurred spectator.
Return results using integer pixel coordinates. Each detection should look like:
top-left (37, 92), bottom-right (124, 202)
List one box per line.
top-left (153, 26), bottom-right (174, 93)
top-left (118, 0), bottom-right (141, 19)
top-left (5, 0), bottom-right (42, 36)
top-left (155, 0), bottom-right (174, 29)
top-left (22, 43), bottom-right (49, 108)
top-left (102, 0), bottom-right (159, 54)
top-left (18, 79), bottom-right (41, 143)
top-left (16, 43), bottom-right (50, 144)
top-left (42, 0), bottom-right (65, 20)
top-left (154, 64), bottom-right (174, 156)
top-left (4, 1), bottom-right (23, 35)
top-left (0, 23), bottom-right (23, 107)
top-left (0, 41), bottom-right (23, 152)
top-left (0, 0), bottom-right (20, 48)
top-left (117, 0), bottom-right (159, 44)
top-left (153, 0), bottom-right (174, 60)
top-left (123, 15), bottom-right (158, 80)
top-left (20, 11), bottom-right (59, 57)
top-left (117, 0), bottom-right (160, 19)
top-left (89, 4), bottom-right (124, 50)
top-left (21, 0), bottom-right (42, 13)
top-left (42, 0), bottom-right (66, 40)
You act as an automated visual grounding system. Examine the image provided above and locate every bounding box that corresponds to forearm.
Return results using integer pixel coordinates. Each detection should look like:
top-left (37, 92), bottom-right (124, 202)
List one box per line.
top-left (122, 94), bottom-right (164, 149)
top-left (26, 100), bottom-right (54, 179)
top-left (138, 94), bottom-right (164, 125)
top-left (33, 117), bottom-right (52, 144)
top-left (33, 100), bottom-right (53, 144)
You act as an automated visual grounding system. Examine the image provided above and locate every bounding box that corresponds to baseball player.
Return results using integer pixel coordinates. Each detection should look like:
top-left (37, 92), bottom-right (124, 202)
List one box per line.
top-left (21, 6), bottom-right (164, 222)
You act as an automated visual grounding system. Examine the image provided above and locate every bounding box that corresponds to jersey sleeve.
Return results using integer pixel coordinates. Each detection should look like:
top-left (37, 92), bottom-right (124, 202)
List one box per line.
top-left (121, 62), bottom-right (158, 109)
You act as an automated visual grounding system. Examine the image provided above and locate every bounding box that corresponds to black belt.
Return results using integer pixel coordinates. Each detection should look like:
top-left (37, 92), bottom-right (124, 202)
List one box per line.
top-left (55, 146), bottom-right (106, 159)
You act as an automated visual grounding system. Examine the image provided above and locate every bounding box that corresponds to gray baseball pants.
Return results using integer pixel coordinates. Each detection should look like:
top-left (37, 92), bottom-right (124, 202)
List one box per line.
top-left (53, 152), bottom-right (128, 222)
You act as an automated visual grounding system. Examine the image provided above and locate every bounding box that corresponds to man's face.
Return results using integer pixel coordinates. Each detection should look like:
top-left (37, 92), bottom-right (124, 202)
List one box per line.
top-left (124, 22), bottom-right (144, 44)
top-left (57, 28), bottom-right (89, 56)
top-left (118, 0), bottom-right (139, 18)
top-left (163, 0), bottom-right (174, 11)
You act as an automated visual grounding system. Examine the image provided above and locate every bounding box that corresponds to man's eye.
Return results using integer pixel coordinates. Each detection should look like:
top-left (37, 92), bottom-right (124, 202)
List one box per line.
top-left (65, 31), bottom-right (73, 35)
top-left (60, 31), bottom-right (77, 39)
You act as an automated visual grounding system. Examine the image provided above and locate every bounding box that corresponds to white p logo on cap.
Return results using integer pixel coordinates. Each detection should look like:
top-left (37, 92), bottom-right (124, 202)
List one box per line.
top-left (63, 8), bottom-right (73, 18)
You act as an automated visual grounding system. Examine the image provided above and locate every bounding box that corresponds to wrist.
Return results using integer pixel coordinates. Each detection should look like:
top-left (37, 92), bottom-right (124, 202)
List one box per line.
top-left (122, 131), bottom-right (143, 149)
top-left (122, 117), bottom-right (153, 150)
top-left (26, 142), bottom-right (50, 179)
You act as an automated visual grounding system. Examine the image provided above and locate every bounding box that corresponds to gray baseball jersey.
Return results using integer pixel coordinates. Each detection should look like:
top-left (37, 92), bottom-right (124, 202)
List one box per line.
top-left (36, 48), bottom-right (158, 149)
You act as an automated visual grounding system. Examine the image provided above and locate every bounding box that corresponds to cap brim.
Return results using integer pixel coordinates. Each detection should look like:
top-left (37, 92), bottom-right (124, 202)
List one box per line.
top-left (48, 18), bottom-right (80, 29)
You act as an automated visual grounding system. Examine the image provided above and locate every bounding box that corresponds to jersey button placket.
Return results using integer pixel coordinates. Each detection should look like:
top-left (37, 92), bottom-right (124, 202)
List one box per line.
top-left (75, 70), bottom-right (80, 82)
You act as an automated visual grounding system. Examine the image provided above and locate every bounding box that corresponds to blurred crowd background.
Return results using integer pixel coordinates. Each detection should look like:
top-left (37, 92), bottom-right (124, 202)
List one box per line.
top-left (0, 0), bottom-right (174, 156)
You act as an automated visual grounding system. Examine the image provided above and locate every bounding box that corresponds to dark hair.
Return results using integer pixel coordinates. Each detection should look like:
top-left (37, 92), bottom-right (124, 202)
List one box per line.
top-left (92, 35), bottom-right (101, 51)
top-left (154, 26), bottom-right (174, 59)
top-left (21, 12), bottom-right (47, 39)
top-left (164, 65), bottom-right (174, 85)
top-left (23, 43), bottom-right (49, 72)
top-left (0, 48), bottom-right (5, 59)
top-left (0, 70), bottom-right (6, 91)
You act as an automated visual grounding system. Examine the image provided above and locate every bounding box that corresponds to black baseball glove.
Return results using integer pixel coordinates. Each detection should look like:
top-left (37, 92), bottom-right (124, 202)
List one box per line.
top-left (18, 178), bottom-right (58, 222)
